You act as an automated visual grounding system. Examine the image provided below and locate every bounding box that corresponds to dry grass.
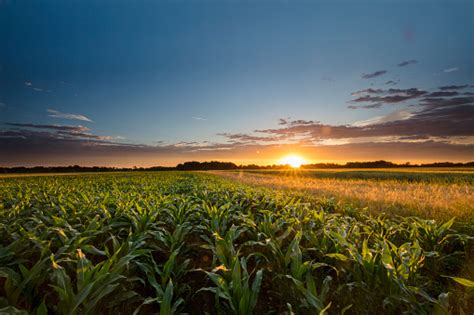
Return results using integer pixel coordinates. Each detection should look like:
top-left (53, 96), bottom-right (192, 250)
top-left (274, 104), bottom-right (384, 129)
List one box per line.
top-left (213, 170), bottom-right (474, 223)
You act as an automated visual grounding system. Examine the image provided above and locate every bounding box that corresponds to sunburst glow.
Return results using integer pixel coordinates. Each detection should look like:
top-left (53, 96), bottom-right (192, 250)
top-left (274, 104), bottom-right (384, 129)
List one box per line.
top-left (279, 155), bottom-right (306, 168)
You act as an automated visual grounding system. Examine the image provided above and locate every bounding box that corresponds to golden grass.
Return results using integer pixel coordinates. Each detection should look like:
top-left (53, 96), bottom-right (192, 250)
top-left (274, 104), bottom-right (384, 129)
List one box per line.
top-left (213, 170), bottom-right (474, 223)
top-left (298, 167), bottom-right (474, 173)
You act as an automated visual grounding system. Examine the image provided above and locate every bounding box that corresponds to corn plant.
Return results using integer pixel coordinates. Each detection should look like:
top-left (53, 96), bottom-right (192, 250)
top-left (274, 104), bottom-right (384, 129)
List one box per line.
top-left (49, 242), bottom-right (143, 315)
top-left (199, 257), bottom-right (263, 315)
top-left (134, 250), bottom-right (190, 314)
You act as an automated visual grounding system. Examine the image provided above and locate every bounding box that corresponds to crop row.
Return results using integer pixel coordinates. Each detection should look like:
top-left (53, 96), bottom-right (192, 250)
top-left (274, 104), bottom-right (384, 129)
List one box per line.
top-left (0, 172), bottom-right (472, 314)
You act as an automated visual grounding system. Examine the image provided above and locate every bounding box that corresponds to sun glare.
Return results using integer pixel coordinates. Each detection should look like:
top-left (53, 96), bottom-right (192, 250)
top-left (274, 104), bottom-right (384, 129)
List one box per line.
top-left (279, 155), bottom-right (306, 168)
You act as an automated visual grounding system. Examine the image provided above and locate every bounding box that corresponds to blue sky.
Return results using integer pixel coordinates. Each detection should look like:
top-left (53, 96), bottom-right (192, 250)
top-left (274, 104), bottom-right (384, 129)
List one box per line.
top-left (0, 0), bottom-right (473, 166)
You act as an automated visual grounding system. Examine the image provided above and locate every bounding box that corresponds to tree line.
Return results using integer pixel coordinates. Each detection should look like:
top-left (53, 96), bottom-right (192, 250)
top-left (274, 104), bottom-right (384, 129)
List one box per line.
top-left (1, 160), bottom-right (473, 173)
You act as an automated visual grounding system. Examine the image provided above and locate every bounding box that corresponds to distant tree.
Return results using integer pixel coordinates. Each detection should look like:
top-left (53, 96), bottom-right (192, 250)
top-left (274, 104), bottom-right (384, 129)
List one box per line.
top-left (345, 160), bottom-right (398, 168)
top-left (176, 161), bottom-right (238, 171)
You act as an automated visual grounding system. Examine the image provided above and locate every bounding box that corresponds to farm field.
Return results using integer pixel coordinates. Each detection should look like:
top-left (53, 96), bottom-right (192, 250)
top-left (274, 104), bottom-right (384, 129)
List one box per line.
top-left (0, 172), bottom-right (473, 314)
top-left (214, 168), bottom-right (474, 224)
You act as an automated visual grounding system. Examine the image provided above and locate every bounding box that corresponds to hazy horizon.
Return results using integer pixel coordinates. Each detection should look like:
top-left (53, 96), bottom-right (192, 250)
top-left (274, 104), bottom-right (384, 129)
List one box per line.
top-left (1, 0), bottom-right (473, 166)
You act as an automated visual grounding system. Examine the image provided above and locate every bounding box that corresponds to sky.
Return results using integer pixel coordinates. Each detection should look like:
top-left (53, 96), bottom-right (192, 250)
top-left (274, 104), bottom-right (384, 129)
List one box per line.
top-left (0, 0), bottom-right (473, 166)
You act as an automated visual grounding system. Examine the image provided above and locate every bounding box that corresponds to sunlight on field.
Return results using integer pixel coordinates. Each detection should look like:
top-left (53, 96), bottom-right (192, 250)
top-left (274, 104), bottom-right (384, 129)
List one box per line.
top-left (215, 169), bottom-right (474, 222)
top-left (279, 154), bottom-right (306, 168)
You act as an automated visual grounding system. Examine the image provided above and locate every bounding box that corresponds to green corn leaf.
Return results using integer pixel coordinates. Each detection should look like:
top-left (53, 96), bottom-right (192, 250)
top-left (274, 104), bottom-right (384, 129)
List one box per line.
top-left (36, 301), bottom-right (48, 315)
top-left (232, 259), bottom-right (242, 297)
top-left (325, 253), bottom-right (349, 261)
top-left (71, 282), bottom-right (95, 313)
top-left (250, 270), bottom-right (263, 310)
top-left (0, 306), bottom-right (28, 315)
top-left (160, 280), bottom-right (173, 315)
top-left (444, 276), bottom-right (474, 288)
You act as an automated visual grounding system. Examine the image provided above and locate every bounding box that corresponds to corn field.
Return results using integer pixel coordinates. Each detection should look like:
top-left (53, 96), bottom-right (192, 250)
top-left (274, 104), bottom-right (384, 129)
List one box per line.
top-left (0, 172), bottom-right (472, 314)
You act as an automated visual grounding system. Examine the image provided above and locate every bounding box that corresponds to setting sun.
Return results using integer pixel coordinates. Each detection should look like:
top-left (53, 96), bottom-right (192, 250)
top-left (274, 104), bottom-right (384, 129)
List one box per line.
top-left (279, 155), bottom-right (306, 168)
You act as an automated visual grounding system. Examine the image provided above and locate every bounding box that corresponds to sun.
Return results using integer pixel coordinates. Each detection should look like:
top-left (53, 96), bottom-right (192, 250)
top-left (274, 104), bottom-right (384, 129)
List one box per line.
top-left (279, 154), bottom-right (306, 168)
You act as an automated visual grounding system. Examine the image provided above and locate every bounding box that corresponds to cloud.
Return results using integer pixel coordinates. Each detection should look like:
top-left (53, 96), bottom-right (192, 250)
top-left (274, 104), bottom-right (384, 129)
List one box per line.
top-left (2, 123), bottom-right (131, 149)
top-left (349, 83), bottom-right (474, 110)
top-left (278, 119), bottom-right (317, 126)
top-left (217, 132), bottom-right (288, 143)
top-left (47, 109), bottom-right (93, 122)
top-left (438, 85), bottom-right (469, 91)
top-left (33, 88), bottom-right (43, 92)
top-left (352, 110), bottom-right (414, 127)
top-left (349, 88), bottom-right (427, 105)
top-left (56, 131), bottom-right (112, 140)
top-left (385, 80), bottom-right (398, 85)
top-left (24, 82), bottom-right (32, 86)
top-left (351, 88), bottom-right (385, 96)
top-left (251, 103), bottom-right (474, 142)
top-left (0, 102), bottom-right (5, 107)
top-left (361, 70), bottom-right (387, 79)
top-left (443, 67), bottom-right (459, 73)
top-left (191, 116), bottom-right (207, 121)
top-left (420, 97), bottom-right (474, 109)
top-left (5, 123), bottom-right (90, 133)
top-left (397, 60), bottom-right (418, 67)
top-left (425, 91), bottom-right (459, 98)
top-left (0, 129), bottom-right (126, 146)
top-left (348, 103), bottom-right (383, 109)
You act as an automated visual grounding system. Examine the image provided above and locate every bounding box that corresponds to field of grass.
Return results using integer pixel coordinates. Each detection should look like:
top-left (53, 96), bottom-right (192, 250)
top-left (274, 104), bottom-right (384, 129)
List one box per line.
top-left (241, 168), bottom-right (474, 183)
top-left (214, 169), bottom-right (474, 224)
top-left (0, 172), bottom-right (473, 314)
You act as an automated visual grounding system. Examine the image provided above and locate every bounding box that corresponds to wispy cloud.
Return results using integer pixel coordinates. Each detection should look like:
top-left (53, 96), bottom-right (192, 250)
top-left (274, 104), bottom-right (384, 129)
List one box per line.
top-left (425, 91), bottom-right (459, 97)
top-left (438, 85), bottom-right (469, 90)
top-left (351, 88), bottom-right (385, 96)
top-left (348, 103), bottom-right (383, 110)
top-left (56, 130), bottom-right (112, 140)
top-left (2, 123), bottom-right (117, 145)
top-left (397, 60), bottom-right (418, 67)
top-left (361, 70), bottom-right (387, 79)
top-left (443, 67), bottom-right (459, 73)
top-left (24, 81), bottom-right (52, 93)
top-left (192, 116), bottom-right (207, 121)
top-left (420, 97), bottom-right (474, 109)
top-left (352, 110), bottom-right (414, 127)
top-left (5, 123), bottom-right (90, 133)
top-left (278, 119), bottom-right (318, 126)
top-left (217, 132), bottom-right (288, 143)
top-left (47, 109), bottom-right (93, 122)
top-left (349, 88), bottom-right (427, 107)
